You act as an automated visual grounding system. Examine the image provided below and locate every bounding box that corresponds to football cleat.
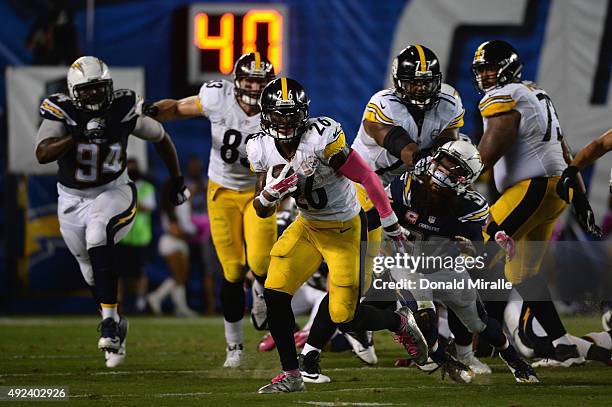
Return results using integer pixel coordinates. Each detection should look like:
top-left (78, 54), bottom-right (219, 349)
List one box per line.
top-left (294, 329), bottom-right (309, 349)
top-left (258, 333), bottom-right (276, 352)
top-left (431, 353), bottom-right (473, 384)
top-left (298, 351), bottom-right (331, 383)
top-left (531, 344), bottom-right (585, 368)
top-left (344, 331), bottom-right (378, 365)
top-left (97, 318), bottom-right (121, 352)
top-left (501, 352), bottom-right (540, 383)
top-left (251, 280), bottom-right (268, 330)
top-left (223, 344), bottom-right (244, 368)
top-left (105, 316), bottom-right (128, 368)
top-left (602, 309), bottom-right (611, 331)
top-left (457, 350), bottom-right (492, 375)
top-left (394, 306), bottom-right (429, 366)
top-left (257, 372), bottom-right (305, 394)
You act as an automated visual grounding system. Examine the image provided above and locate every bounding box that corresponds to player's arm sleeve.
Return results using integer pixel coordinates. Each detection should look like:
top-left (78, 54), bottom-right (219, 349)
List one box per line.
top-left (131, 115), bottom-right (167, 142)
top-left (196, 82), bottom-right (226, 118)
top-left (478, 91), bottom-right (517, 118)
top-left (363, 94), bottom-right (395, 126)
top-left (35, 119), bottom-right (67, 148)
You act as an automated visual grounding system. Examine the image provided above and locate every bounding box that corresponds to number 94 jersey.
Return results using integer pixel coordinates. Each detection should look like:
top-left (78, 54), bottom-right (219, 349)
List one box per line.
top-left (39, 89), bottom-right (140, 189)
top-left (197, 79), bottom-right (261, 190)
top-left (479, 81), bottom-right (566, 193)
top-left (246, 117), bottom-right (361, 222)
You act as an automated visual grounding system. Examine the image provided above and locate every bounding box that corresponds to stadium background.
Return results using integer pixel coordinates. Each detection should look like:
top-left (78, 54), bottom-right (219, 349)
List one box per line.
top-left (0, 0), bottom-right (610, 313)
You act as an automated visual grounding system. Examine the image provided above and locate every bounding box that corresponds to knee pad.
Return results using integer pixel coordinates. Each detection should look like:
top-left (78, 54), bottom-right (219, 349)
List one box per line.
top-left (86, 221), bottom-right (108, 249)
top-left (329, 301), bottom-right (355, 324)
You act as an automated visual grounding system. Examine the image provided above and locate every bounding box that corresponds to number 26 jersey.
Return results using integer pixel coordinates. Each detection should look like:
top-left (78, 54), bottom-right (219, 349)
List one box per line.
top-left (197, 80), bottom-right (261, 190)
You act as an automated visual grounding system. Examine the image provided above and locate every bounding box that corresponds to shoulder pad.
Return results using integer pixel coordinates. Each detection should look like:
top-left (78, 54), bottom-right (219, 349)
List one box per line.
top-left (363, 90), bottom-right (396, 125)
top-left (112, 88), bottom-right (141, 123)
top-left (457, 190), bottom-right (489, 223)
top-left (39, 93), bottom-right (77, 125)
top-left (197, 79), bottom-right (232, 115)
top-left (479, 84), bottom-right (519, 118)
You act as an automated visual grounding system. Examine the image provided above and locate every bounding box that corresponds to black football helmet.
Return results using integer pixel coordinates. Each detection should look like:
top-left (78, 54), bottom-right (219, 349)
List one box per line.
top-left (259, 77), bottom-right (310, 142)
top-left (472, 40), bottom-right (522, 93)
top-left (392, 45), bottom-right (442, 110)
top-left (233, 52), bottom-right (275, 106)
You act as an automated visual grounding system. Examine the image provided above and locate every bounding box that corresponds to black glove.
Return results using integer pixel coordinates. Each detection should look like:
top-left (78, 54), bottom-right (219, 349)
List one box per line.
top-left (572, 192), bottom-right (602, 238)
top-left (142, 101), bottom-right (159, 118)
top-left (556, 165), bottom-right (579, 204)
top-left (170, 176), bottom-right (191, 206)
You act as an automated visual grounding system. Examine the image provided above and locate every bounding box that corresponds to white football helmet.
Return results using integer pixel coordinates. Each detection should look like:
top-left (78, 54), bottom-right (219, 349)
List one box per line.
top-left (67, 56), bottom-right (113, 112)
top-left (427, 140), bottom-right (484, 192)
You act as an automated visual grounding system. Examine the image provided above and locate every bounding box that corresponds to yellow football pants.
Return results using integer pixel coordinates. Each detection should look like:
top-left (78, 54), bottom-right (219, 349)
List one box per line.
top-left (485, 177), bottom-right (567, 284)
top-left (265, 212), bottom-right (367, 324)
top-left (207, 180), bottom-right (277, 282)
top-left (355, 183), bottom-right (383, 290)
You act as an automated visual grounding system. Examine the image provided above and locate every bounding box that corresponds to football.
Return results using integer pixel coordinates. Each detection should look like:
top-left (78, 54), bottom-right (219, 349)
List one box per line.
top-left (271, 163), bottom-right (295, 179)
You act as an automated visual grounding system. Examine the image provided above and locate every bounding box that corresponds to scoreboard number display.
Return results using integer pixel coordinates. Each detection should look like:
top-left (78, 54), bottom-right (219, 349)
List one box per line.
top-left (188, 3), bottom-right (289, 84)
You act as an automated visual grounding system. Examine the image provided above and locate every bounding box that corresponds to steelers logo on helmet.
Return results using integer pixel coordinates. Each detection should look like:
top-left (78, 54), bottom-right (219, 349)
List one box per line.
top-left (259, 77), bottom-right (310, 142)
top-left (67, 56), bottom-right (114, 113)
top-left (392, 44), bottom-right (442, 110)
top-left (233, 52), bottom-right (276, 107)
top-left (471, 40), bottom-right (522, 93)
top-left (427, 140), bottom-right (484, 193)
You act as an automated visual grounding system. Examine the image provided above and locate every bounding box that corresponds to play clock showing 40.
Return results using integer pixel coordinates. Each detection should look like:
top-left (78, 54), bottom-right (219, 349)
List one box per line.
top-left (188, 3), bottom-right (289, 84)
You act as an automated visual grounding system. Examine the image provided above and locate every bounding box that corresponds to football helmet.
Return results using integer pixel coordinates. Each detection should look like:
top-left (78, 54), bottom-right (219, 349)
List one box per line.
top-left (392, 44), bottom-right (442, 110)
top-left (67, 56), bottom-right (113, 112)
top-left (259, 77), bottom-right (310, 142)
top-left (233, 52), bottom-right (275, 106)
top-left (427, 140), bottom-right (483, 193)
top-left (472, 40), bottom-right (522, 93)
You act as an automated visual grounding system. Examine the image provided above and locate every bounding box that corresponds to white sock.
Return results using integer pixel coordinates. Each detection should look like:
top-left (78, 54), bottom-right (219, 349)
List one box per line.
top-left (151, 278), bottom-right (176, 300)
top-left (551, 333), bottom-right (572, 347)
top-left (583, 331), bottom-right (612, 349)
top-left (224, 320), bottom-right (243, 345)
top-left (455, 343), bottom-right (473, 359)
top-left (569, 335), bottom-right (591, 358)
top-left (301, 343), bottom-right (321, 355)
top-left (101, 305), bottom-right (119, 322)
top-left (170, 284), bottom-right (190, 310)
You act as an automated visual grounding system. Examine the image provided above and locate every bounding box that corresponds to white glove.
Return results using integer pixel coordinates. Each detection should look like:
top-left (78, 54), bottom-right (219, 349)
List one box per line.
top-left (258, 164), bottom-right (299, 207)
top-left (413, 156), bottom-right (432, 176)
top-left (382, 223), bottom-right (411, 254)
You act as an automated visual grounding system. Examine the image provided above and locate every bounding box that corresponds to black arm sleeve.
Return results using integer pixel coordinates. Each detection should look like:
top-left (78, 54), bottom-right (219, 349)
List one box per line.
top-left (382, 126), bottom-right (416, 158)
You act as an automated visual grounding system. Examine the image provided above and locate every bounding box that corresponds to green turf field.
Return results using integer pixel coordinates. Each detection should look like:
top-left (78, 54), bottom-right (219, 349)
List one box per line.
top-left (1, 315), bottom-right (610, 406)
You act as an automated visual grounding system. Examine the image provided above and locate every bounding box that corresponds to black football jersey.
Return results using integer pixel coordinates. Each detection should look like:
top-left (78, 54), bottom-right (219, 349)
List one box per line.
top-left (388, 172), bottom-right (489, 243)
top-left (39, 89), bottom-right (140, 189)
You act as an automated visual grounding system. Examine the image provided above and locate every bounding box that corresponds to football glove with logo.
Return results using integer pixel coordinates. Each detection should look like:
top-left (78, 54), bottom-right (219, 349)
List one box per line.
top-left (258, 164), bottom-right (298, 207)
top-left (170, 176), bottom-right (191, 206)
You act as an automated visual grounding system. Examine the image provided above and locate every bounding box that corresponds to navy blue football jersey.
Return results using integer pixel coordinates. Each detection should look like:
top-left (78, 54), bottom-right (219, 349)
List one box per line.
top-left (39, 89), bottom-right (140, 189)
top-left (388, 172), bottom-right (489, 243)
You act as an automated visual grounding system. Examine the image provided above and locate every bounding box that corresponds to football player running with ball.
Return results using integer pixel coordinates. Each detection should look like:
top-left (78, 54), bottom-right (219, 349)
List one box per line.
top-left (247, 77), bottom-right (428, 393)
top-left (145, 53), bottom-right (277, 367)
top-left (36, 56), bottom-right (189, 368)
top-left (474, 40), bottom-right (592, 366)
top-left (388, 140), bottom-right (538, 383)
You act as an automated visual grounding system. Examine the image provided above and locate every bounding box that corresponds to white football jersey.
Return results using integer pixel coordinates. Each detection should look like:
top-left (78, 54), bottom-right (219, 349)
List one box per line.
top-left (352, 83), bottom-right (465, 186)
top-left (479, 81), bottom-right (566, 193)
top-left (197, 79), bottom-right (261, 190)
top-left (246, 117), bottom-right (361, 222)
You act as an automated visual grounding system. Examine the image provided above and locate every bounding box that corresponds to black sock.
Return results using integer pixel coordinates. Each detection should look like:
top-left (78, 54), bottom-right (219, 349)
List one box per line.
top-left (479, 317), bottom-right (508, 349)
top-left (448, 309), bottom-right (473, 347)
top-left (586, 344), bottom-right (612, 363)
top-left (221, 278), bottom-right (244, 323)
top-left (88, 245), bottom-right (118, 305)
top-left (264, 288), bottom-right (298, 371)
top-left (430, 343), bottom-right (446, 364)
top-left (307, 295), bottom-right (337, 349)
top-left (338, 304), bottom-right (400, 333)
top-left (88, 284), bottom-right (101, 307)
top-left (517, 278), bottom-right (567, 341)
top-left (500, 343), bottom-right (519, 360)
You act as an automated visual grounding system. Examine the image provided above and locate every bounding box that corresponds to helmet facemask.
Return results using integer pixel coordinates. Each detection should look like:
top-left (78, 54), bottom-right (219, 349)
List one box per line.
top-left (261, 103), bottom-right (308, 142)
top-left (235, 74), bottom-right (271, 107)
top-left (427, 153), bottom-right (473, 193)
top-left (72, 79), bottom-right (113, 112)
top-left (394, 73), bottom-right (441, 111)
top-left (472, 51), bottom-right (522, 93)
